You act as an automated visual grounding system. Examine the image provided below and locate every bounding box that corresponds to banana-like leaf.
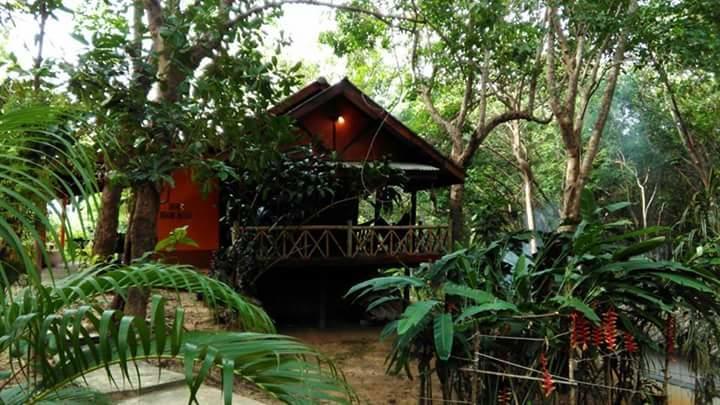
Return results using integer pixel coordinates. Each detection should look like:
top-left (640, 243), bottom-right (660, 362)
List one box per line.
top-left (345, 275), bottom-right (425, 301)
top-left (443, 282), bottom-right (495, 304)
top-left (551, 296), bottom-right (600, 323)
top-left (433, 313), bottom-right (453, 361)
top-left (455, 302), bottom-right (519, 323)
top-left (612, 236), bottom-right (667, 260)
top-left (398, 300), bottom-right (439, 335)
top-left (648, 272), bottom-right (714, 293)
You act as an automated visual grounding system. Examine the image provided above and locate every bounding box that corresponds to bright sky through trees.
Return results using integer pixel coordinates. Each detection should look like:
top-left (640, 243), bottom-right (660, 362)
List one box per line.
top-left (3, 2), bottom-right (347, 82)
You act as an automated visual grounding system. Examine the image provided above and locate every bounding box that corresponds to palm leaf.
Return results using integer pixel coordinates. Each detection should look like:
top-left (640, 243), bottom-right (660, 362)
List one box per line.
top-left (3, 298), bottom-right (356, 405)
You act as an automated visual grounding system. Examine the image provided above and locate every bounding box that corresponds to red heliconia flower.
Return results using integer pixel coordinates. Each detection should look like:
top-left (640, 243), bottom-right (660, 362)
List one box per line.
top-left (623, 331), bottom-right (639, 354)
top-left (570, 311), bottom-right (591, 351)
top-left (578, 315), bottom-right (591, 349)
top-left (603, 307), bottom-right (618, 351)
top-left (539, 353), bottom-right (555, 397)
top-left (665, 316), bottom-right (676, 355)
top-left (497, 387), bottom-right (512, 405)
top-left (570, 312), bottom-right (579, 349)
top-left (592, 325), bottom-right (604, 348)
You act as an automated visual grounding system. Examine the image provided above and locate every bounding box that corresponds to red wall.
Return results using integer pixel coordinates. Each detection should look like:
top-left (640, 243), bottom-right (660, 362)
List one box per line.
top-left (156, 169), bottom-right (219, 268)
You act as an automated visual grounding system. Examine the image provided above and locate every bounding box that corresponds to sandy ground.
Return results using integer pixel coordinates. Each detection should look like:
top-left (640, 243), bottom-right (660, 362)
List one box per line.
top-left (143, 291), bottom-right (421, 404)
top-left (163, 292), bottom-right (421, 404)
top-left (284, 326), bottom-right (420, 404)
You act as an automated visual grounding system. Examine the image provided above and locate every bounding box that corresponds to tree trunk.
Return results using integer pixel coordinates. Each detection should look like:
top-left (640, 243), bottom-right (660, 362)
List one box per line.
top-left (124, 181), bottom-right (160, 318)
top-left (92, 181), bottom-right (123, 258)
top-left (449, 183), bottom-right (465, 244)
top-left (510, 121), bottom-right (537, 253)
top-left (560, 148), bottom-right (583, 228)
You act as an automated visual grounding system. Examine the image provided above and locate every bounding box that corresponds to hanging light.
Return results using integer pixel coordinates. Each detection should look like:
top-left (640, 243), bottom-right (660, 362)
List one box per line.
top-left (336, 115), bottom-right (345, 124)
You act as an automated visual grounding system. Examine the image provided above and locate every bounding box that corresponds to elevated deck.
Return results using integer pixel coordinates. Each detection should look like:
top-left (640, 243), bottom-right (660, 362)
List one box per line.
top-left (237, 224), bottom-right (451, 267)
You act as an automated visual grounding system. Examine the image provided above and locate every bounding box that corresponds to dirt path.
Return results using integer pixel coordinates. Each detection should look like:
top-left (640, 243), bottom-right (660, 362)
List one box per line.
top-left (284, 326), bottom-right (419, 404)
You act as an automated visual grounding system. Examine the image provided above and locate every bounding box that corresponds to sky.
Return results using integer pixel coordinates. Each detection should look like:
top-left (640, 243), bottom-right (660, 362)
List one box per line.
top-left (3, 1), bottom-right (347, 85)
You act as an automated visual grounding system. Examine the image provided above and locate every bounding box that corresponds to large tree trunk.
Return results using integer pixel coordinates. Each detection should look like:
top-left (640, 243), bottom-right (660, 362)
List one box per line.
top-left (92, 181), bottom-right (123, 258)
top-left (449, 183), bottom-right (465, 244)
top-left (560, 149), bottom-right (583, 227)
top-left (546, 0), bottom-right (637, 231)
top-left (124, 181), bottom-right (160, 318)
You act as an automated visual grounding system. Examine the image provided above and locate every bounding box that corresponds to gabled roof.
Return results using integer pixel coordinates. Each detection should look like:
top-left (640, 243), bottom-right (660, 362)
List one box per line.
top-left (270, 77), bottom-right (465, 186)
top-left (269, 77), bottom-right (330, 116)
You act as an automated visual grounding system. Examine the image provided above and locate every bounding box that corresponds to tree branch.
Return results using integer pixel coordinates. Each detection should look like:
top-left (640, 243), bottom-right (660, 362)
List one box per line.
top-left (460, 110), bottom-right (551, 168)
top-left (652, 53), bottom-right (710, 190)
top-left (579, 0), bottom-right (637, 180)
top-left (188, 0), bottom-right (422, 71)
top-left (454, 70), bottom-right (475, 129)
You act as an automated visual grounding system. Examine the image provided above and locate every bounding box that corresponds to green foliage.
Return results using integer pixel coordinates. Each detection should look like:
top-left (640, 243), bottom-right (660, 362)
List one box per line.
top-left (154, 225), bottom-right (198, 252)
top-left (66, 0), bottom-right (305, 194)
top-left (348, 202), bottom-right (720, 402)
top-left (0, 106), bottom-right (97, 284)
top-left (211, 147), bottom-right (407, 291)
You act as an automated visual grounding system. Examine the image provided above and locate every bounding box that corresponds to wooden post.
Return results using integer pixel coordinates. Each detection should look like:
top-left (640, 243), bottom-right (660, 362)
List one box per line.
top-left (374, 191), bottom-right (381, 222)
top-left (410, 191), bottom-right (417, 253)
top-left (470, 326), bottom-right (480, 403)
top-left (346, 221), bottom-right (353, 256)
top-left (663, 351), bottom-right (671, 405)
top-left (403, 267), bottom-right (410, 307)
top-left (59, 196), bottom-right (67, 250)
top-left (568, 347), bottom-right (576, 405)
top-left (410, 190), bottom-right (417, 224)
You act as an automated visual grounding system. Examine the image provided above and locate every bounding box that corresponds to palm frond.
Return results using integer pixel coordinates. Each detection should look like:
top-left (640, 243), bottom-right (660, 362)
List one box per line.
top-left (44, 262), bottom-right (275, 333)
top-left (1, 296), bottom-right (355, 405)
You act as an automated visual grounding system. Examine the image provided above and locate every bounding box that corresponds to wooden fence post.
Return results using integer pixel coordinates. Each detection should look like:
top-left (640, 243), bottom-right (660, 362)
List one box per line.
top-left (346, 221), bottom-right (353, 256)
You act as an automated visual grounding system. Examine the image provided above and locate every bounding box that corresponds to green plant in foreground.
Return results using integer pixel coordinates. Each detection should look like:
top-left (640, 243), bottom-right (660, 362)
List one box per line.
top-left (349, 200), bottom-right (720, 403)
top-left (0, 106), bottom-right (356, 404)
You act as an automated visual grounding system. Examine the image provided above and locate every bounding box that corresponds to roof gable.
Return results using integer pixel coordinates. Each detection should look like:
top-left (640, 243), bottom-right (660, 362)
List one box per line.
top-left (271, 78), bottom-right (465, 187)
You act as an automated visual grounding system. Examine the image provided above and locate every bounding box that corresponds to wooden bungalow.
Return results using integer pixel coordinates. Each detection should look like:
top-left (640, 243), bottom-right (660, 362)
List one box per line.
top-left (156, 77), bottom-right (465, 324)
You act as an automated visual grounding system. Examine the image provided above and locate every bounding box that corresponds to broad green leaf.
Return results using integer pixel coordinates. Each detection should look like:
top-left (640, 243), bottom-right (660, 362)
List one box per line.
top-left (443, 283), bottom-right (495, 303)
top-left (649, 272), bottom-right (713, 293)
top-left (367, 296), bottom-right (401, 312)
top-left (456, 302), bottom-right (518, 323)
top-left (433, 313), bottom-right (453, 361)
top-left (552, 296), bottom-right (600, 323)
top-left (398, 300), bottom-right (439, 335)
top-left (612, 236), bottom-right (666, 260)
top-left (345, 276), bottom-right (424, 300)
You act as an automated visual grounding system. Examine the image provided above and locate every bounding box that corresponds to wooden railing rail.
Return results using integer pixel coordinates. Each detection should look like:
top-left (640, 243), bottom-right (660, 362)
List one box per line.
top-left (235, 224), bottom-right (451, 261)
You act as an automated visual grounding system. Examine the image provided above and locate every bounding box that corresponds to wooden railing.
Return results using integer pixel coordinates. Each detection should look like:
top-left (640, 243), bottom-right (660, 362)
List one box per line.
top-left (235, 224), bottom-right (451, 262)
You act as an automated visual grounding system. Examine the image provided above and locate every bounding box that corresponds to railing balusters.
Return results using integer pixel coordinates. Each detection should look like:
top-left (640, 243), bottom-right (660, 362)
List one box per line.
top-left (235, 224), bottom-right (451, 261)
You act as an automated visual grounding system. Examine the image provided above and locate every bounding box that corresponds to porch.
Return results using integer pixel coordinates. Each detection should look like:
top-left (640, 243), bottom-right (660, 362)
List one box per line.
top-left (236, 224), bottom-right (451, 266)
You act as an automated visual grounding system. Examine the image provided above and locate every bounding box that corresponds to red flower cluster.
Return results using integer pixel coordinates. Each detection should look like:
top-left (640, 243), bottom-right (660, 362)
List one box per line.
top-left (623, 331), bottom-right (639, 353)
top-left (570, 311), bottom-right (591, 350)
top-left (539, 353), bottom-right (555, 397)
top-left (603, 307), bottom-right (618, 351)
top-left (497, 387), bottom-right (511, 405)
top-left (666, 316), bottom-right (676, 354)
top-left (592, 325), bottom-right (604, 348)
